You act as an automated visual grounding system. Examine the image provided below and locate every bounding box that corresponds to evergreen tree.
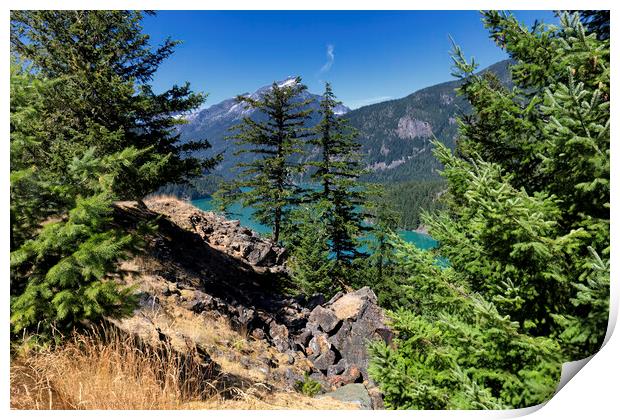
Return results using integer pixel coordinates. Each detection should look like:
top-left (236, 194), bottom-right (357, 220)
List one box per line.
top-left (10, 63), bottom-right (146, 333)
top-left (568, 10), bottom-right (610, 40)
top-left (226, 77), bottom-right (312, 243)
top-left (10, 10), bottom-right (218, 199)
top-left (286, 202), bottom-right (336, 296)
top-left (10, 62), bottom-right (61, 252)
top-left (370, 11), bottom-right (609, 409)
top-left (380, 180), bottom-right (446, 230)
top-left (10, 11), bottom-right (216, 334)
top-left (553, 247), bottom-right (610, 358)
top-left (448, 11), bottom-right (609, 346)
top-left (368, 240), bottom-right (562, 410)
top-left (354, 186), bottom-right (405, 307)
top-left (309, 83), bottom-right (367, 267)
top-left (10, 147), bottom-right (145, 334)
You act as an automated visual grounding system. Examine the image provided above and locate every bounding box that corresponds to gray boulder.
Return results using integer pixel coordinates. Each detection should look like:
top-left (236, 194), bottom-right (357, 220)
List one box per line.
top-left (308, 305), bottom-right (341, 333)
top-left (321, 384), bottom-right (372, 410)
top-left (305, 287), bottom-right (393, 386)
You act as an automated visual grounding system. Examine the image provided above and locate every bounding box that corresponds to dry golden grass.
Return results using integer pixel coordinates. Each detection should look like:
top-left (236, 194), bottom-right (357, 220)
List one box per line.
top-left (10, 327), bottom-right (357, 410)
top-left (11, 328), bottom-right (217, 410)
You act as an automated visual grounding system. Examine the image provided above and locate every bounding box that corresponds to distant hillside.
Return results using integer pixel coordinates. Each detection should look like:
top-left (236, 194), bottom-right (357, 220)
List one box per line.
top-left (177, 60), bottom-right (512, 183)
top-left (348, 59), bottom-right (512, 182)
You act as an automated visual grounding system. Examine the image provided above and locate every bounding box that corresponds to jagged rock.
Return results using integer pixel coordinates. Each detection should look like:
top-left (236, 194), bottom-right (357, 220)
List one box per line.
top-left (329, 364), bottom-right (362, 387)
top-left (309, 372), bottom-right (329, 389)
top-left (367, 386), bottom-right (385, 410)
top-left (145, 197), bottom-right (286, 270)
top-left (326, 291), bottom-right (344, 306)
top-left (269, 321), bottom-right (290, 352)
top-left (312, 349), bottom-right (336, 371)
top-left (320, 384), bottom-right (372, 410)
top-left (251, 328), bottom-right (265, 340)
top-left (308, 306), bottom-right (340, 333)
top-left (306, 293), bottom-right (326, 309)
top-left (113, 199), bottom-right (391, 404)
top-left (321, 288), bottom-right (391, 382)
top-left (283, 368), bottom-right (305, 389)
top-left (327, 320), bottom-right (352, 350)
top-left (327, 359), bottom-right (346, 377)
top-left (293, 328), bottom-right (314, 351)
top-left (236, 307), bottom-right (256, 326)
top-left (330, 287), bottom-right (376, 320)
top-left (308, 332), bottom-right (331, 357)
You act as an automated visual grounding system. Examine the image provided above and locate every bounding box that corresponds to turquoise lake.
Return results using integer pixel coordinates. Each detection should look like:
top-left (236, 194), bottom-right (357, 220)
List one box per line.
top-left (191, 197), bottom-right (438, 251)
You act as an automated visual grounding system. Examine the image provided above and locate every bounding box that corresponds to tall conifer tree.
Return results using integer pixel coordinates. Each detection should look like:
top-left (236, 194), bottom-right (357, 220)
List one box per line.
top-left (9, 11), bottom-right (217, 334)
top-left (227, 78), bottom-right (312, 244)
top-left (370, 11), bottom-right (609, 409)
top-left (310, 83), bottom-right (366, 265)
top-left (10, 10), bottom-right (218, 198)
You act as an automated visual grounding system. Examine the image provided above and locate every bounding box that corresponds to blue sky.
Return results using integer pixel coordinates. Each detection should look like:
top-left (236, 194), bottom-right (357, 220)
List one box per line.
top-left (142, 10), bottom-right (557, 109)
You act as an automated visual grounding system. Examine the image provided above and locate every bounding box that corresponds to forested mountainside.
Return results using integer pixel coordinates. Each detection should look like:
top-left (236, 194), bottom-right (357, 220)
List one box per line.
top-left (177, 60), bottom-right (511, 183)
top-left (381, 180), bottom-right (446, 229)
top-left (154, 173), bottom-right (229, 200)
top-left (350, 59), bottom-right (512, 182)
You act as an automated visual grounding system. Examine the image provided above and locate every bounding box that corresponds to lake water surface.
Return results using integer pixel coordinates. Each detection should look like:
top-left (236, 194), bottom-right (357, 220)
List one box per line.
top-left (191, 197), bottom-right (438, 251)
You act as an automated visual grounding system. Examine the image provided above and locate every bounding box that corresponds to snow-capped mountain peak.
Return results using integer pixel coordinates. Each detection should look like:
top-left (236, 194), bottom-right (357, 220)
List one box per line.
top-left (177, 77), bottom-right (351, 139)
top-left (277, 77), bottom-right (298, 88)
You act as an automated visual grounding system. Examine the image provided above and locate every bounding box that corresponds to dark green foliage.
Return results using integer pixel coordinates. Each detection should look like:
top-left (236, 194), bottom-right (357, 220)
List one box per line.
top-left (553, 247), bottom-right (610, 358)
top-left (10, 140), bottom-right (144, 333)
top-left (370, 11), bottom-right (609, 409)
top-left (428, 143), bottom-right (589, 336)
top-left (10, 62), bottom-right (146, 331)
top-left (368, 241), bottom-right (562, 410)
top-left (295, 373), bottom-right (323, 397)
top-left (10, 63), bottom-right (63, 252)
top-left (154, 174), bottom-right (229, 200)
top-left (225, 77), bottom-right (312, 243)
top-left (10, 11), bottom-right (214, 335)
top-left (568, 10), bottom-right (610, 40)
top-left (286, 202), bottom-right (337, 297)
top-left (211, 181), bottom-right (240, 218)
top-left (10, 10), bottom-right (218, 199)
top-left (352, 187), bottom-right (406, 308)
top-left (286, 84), bottom-right (369, 294)
top-left (308, 83), bottom-right (367, 267)
top-left (380, 180), bottom-right (445, 229)
top-left (449, 11), bottom-right (609, 344)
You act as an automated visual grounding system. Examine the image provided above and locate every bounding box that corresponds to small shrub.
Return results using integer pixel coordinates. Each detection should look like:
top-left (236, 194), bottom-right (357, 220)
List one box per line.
top-left (295, 374), bottom-right (322, 397)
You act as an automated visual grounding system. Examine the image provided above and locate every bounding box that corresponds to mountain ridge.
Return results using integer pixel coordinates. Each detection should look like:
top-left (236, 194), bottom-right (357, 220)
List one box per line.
top-left (178, 60), bottom-right (512, 182)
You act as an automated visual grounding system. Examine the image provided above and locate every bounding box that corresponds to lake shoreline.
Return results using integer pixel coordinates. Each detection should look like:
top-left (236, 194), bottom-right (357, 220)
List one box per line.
top-left (190, 196), bottom-right (438, 250)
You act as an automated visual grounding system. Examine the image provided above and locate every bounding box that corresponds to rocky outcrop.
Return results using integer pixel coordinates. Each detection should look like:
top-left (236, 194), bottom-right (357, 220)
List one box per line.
top-left (296, 288), bottom-right (393, 388)
top-left (395, 116), bottom-right (432, 140)
top-left (112, 198), bottom-right (392, 409)
top-left (145, 197), bottom-right (286, 270)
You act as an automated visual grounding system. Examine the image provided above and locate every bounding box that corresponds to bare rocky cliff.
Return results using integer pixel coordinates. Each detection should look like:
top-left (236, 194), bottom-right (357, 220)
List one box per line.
top-left (110, 197), bottom-right (392, 409)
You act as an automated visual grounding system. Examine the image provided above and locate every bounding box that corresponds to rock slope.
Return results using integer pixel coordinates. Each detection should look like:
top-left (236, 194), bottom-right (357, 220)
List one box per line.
top-left (111, 197), bottom-right (393, 409)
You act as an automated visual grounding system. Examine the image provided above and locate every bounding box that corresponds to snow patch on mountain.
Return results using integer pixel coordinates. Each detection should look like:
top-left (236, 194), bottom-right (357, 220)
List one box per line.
top-left (278, 77), bottom-right (298, 88)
